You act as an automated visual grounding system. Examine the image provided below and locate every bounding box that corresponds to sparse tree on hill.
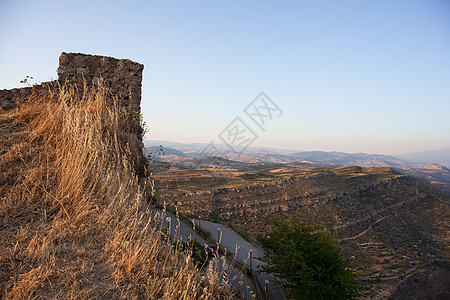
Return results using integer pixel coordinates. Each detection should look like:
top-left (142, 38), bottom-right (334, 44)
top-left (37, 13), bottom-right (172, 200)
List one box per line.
top-left (258, 218), bottom-right (364, 299)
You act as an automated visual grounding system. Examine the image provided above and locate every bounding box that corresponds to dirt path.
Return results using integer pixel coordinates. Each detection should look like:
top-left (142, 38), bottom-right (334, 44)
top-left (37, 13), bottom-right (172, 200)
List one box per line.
top-left (339, 215), bottom-right (392, 241)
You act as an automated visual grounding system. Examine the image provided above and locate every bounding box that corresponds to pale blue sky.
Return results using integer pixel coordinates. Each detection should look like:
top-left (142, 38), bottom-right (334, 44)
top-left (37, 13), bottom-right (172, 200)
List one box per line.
top-left (1, 0), bottom-right (449, 154)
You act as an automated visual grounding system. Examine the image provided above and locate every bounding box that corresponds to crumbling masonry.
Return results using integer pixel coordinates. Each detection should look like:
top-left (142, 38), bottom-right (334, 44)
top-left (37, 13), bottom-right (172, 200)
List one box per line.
top-left (0, 52), bottom-right (146, 176)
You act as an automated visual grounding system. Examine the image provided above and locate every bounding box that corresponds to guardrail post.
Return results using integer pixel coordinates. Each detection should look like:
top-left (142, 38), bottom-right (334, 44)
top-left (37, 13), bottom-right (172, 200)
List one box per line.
top-left (249, 249), bottom-right (253, 275)
top-left (265, 279), bottom-right (269, 300)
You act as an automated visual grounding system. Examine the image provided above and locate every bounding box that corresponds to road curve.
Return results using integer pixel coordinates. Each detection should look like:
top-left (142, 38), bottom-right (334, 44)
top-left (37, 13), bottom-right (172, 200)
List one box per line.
top-left (195, 219), bottom-right (286, 300)
top-left (155, 210), bottom-right (258, 298)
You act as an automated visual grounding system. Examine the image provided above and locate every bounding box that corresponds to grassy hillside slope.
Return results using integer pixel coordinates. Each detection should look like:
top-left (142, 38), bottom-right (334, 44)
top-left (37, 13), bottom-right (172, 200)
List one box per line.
top-left (0, 85), bottom-right (235, 299)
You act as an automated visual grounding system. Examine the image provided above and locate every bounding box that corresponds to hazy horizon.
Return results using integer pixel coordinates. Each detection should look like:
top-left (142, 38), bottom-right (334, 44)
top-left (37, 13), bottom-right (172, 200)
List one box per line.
top-left (1, 1), bottom-right (449, 155)
top-left (144, 138), bottom-right (450, 157)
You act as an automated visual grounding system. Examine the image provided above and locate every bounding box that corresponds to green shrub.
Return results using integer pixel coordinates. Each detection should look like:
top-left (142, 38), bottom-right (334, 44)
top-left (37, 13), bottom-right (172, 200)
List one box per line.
top-left (258, 218), bottom-right (364, 299)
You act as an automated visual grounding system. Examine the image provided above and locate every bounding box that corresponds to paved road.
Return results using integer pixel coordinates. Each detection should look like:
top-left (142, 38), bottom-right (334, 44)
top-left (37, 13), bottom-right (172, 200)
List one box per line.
top-left (156, 210), bottom-right (207, 245)
top-left (195, 219), bottom-right (286, 300)
top-left (156, 210), bottom-right (258, 299)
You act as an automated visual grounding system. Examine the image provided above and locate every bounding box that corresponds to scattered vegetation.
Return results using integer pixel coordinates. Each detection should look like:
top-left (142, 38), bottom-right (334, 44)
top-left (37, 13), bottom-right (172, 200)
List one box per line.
top-left (209, 211), bottom-right (220, 221)
top-left (20, 75), bottom-right (41, 86)
top-left (175, 239), bottom-right (209, 269)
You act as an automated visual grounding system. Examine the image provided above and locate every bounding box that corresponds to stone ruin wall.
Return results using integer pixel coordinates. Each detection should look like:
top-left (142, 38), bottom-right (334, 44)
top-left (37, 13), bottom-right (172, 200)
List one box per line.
top-left (57, 52), bottom-right (144, 112)
top-left (0, 52), bottom-right (147, 176)
top-left (0, 52), bottom-right (144, 112)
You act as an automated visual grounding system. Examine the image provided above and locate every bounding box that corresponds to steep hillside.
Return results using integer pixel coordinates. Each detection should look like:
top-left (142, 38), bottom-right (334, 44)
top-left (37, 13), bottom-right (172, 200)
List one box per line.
top-left (0, 85), bottom-right (236, 299)
top-left (154, 163), bottom-right (450, 298)
top-left (403, 163), bottom-right (450, 195)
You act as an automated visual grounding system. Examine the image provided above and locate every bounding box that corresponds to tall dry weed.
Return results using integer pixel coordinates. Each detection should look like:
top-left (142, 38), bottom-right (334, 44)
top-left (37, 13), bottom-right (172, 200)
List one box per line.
top-left (0, 84), bottom-right (237, 299)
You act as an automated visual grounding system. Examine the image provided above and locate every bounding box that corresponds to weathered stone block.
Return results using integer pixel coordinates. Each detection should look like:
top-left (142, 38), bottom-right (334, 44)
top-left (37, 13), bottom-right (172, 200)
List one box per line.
top-left (57, 52), bottom-right (144, 112)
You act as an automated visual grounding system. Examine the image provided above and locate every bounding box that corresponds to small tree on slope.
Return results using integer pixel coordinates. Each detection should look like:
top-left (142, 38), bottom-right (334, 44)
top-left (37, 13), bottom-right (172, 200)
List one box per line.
top-left (258, 218), bottom-right (364, 299)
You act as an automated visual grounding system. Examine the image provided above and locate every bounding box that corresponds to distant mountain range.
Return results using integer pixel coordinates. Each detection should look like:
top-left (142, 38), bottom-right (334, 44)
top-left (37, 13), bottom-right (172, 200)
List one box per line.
top-left (145, 140), bottom-right (424, 168)
top-left (146, 145), bottom-right (186, 157)
top-left (144, 140), bottom-right (450, 168)
top-left (287, 151), bottom-right (416, 169)
top-left (144, 140), bottom-right (450, 194)
top-left (396, 148), bottom-right (450, 168)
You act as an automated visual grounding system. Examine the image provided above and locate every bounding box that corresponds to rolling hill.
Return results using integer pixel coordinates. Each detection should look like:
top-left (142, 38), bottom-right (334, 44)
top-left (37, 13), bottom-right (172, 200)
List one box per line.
top-left (287, 151), bottom-right (417, 169)
top-left (395, 148), bottom-right (450, 168)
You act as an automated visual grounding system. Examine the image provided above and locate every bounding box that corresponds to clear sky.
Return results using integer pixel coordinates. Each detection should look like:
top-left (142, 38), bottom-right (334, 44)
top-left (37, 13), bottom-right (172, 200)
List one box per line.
top-left (1, 0), bottom-right (449, 155)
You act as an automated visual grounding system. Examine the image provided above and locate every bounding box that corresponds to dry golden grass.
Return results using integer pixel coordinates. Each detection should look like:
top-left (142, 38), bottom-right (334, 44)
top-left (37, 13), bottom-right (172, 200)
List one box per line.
top-left (0, 84), bottom-right (237, 299)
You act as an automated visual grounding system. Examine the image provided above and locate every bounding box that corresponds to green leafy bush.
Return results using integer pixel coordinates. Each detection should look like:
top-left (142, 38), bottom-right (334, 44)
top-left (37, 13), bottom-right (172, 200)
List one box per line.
top-left (258, 218), bottom-right (364, 299)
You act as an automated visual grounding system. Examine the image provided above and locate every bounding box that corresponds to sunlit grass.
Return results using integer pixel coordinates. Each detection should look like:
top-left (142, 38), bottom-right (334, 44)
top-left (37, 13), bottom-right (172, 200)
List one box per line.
top-left (0, 84), bottom-right (237, 299)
